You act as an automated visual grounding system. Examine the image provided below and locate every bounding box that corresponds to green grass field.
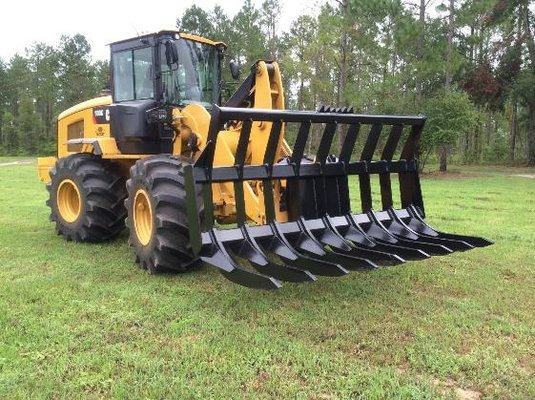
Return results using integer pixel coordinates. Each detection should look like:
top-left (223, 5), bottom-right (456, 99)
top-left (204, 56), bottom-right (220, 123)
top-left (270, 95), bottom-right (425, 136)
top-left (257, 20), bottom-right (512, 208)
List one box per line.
top-left (0, 158), bottom-right (533, 399)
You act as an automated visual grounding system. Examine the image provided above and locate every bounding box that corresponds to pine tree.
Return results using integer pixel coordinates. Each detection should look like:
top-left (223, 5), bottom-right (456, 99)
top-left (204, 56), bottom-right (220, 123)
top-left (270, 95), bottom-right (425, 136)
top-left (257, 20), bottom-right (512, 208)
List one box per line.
top-left (1, 111), bottom-right (19, 154)
top-left (17, 95), bottom-right (42, 155)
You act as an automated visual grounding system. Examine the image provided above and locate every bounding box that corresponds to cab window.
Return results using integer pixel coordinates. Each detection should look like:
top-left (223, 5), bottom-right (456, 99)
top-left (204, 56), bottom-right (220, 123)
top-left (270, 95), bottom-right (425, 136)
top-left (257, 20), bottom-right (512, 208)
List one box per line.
top-left (113, 47), bottom-right (154, 101)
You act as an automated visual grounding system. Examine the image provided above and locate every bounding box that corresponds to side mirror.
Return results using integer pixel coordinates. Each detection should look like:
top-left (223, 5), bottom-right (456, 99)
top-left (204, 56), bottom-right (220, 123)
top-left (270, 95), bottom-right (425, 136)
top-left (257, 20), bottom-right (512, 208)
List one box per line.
top-left (229, 60), bottom-right (240, 80)
top-left (164, 41), bottom-right (179, 66)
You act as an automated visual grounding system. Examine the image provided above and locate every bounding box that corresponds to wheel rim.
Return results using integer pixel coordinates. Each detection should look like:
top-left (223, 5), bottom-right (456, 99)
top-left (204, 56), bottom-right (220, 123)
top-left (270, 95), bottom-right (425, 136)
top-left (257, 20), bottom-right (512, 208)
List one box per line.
top-left (133, 189), bottom-right (153, 246)
top-left (57, 179), bottom-right (81, 223)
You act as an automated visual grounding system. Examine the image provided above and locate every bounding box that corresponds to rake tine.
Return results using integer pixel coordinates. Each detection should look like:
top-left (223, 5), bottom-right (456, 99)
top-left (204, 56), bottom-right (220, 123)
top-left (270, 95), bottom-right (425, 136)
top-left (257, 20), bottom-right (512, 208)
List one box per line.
top-left (200, 230), bottom-right (282, 290)
top-left (367, 211), bottom-right (453, 256)
top-left (228, 226), bottom-right (316, 283)
top-left (386, 208), bottom-right (474, 251)
top-left (406, 205), bottom-right (493, 248)
top-left (323, 215), bottom-right (405, 265)
top-left (326, 215), bottom-right (406, 266)
top-left (248, 223), bottom-right (349, 277)
top-left (299, 121), bottom-right (377, 271)
top-left (255, 118), bottom-right (350, 278)
top-left (301, 216), bottom-right (382, 269)
top-left (348, 212), bottom-right (431, 260)
top-left (276, 219), bottom-right (378, 271)
top-left (371, 210), bottom-right (455, 254)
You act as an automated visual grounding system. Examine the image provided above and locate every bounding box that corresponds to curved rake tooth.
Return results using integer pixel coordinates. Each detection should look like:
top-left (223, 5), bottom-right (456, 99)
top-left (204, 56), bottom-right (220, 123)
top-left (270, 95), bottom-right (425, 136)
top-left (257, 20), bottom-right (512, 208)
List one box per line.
top-left (199, 235), bottom-right (282, 290)
top-left (249, 261), bottom-right (316, 283)
top-left (386, 208), bottom-right (473, 251)
top-left (229, 227), bottom-right (316, 283)
top-left (332, 221), bottom-right (405, 266)
top-left (279, 219), bottom-right (377, 271)
top-left (323, 215), bottom-right (405, 264)
top-left (299, 217), bottom-right (379, 270)
top-left (369, 211), bottom-right (453, 256)
top-left (329, 225), bottom-right (406, 266)
top-left (407, 205), bottom-right (493, 248)
top-left (251, 223), bottom-right (348, 277)
top-left (355, 248), bottom-right (405, 266)
top-left (348, 213), bottom-right (430, 260)
top-left (219, 267), bottom-right (282, 290)
top-left (324, 248), bottom-right (378, 270)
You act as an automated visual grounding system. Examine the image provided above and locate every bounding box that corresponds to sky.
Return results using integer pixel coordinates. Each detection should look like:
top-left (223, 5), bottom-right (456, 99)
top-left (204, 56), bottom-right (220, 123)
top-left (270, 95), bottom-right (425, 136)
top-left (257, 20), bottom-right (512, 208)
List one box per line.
top-left (0, 0), bottom-right (320, 62)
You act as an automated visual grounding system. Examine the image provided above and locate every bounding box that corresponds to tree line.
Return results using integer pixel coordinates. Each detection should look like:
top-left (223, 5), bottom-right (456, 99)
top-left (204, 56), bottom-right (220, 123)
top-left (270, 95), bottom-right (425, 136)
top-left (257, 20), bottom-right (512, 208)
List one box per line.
top-left (0, 34), bottom-right (108, 155)
top-left (0, 0), bottom-right (533, 170)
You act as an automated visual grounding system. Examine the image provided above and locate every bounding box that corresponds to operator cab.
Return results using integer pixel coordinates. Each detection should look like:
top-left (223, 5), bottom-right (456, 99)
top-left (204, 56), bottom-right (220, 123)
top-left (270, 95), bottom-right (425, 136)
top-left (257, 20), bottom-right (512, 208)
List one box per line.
top-left (108, 31), bottom-right (224, 154)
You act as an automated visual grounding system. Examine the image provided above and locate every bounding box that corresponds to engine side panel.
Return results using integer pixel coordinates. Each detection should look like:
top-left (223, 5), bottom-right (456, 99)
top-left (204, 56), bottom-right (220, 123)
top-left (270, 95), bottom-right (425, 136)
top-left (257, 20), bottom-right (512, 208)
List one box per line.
top-left (57, 96), bottom-right (113, 158)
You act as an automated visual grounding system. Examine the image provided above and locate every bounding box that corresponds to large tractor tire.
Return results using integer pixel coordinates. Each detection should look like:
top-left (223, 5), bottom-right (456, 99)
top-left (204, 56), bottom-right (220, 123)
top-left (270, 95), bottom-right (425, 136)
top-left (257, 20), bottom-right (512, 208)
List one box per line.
top-left (47, 154), bottom-right (127, 242)
top-left (125, 155), bottom-right (202, 273)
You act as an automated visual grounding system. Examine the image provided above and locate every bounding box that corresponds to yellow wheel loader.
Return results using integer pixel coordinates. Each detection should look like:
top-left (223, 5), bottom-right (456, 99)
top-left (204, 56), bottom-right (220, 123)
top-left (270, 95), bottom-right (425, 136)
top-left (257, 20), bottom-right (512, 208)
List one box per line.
top-left (37, 31), bottom-right (492, 289)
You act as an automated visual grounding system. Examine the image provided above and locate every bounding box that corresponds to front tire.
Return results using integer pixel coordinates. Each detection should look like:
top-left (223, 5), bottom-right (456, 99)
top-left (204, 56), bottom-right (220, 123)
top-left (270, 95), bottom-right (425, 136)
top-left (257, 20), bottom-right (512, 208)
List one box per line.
top-left (47, 154), bottom-right (127, 242)
top-left (125, 155), bottom-right (202, 273)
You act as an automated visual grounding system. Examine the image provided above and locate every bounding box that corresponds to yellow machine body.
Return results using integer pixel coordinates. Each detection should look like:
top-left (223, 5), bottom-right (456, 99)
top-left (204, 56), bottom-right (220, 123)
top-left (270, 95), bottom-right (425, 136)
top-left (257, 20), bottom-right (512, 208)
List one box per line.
top-left (38, 54), bottom-right (290, 225)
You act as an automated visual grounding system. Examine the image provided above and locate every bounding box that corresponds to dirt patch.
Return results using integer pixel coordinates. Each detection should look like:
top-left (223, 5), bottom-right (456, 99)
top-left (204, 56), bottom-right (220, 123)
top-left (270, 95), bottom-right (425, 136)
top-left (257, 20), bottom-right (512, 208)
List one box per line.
top-left (249, 371), bottom-right (270, 391)
top-left (512, 174), bottom-right (535, 179)
top-left (0, 160), bottom-right (33, 167)
top-left (431, 378), bottom-right (482, 400)
top-left (455, 387), bottom-right (482, 400)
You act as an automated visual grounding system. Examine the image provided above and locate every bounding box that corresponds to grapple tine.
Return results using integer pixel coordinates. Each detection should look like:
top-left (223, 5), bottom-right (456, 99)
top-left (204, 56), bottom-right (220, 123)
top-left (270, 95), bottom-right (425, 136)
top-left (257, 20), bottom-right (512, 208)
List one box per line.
top-left (277, 219), bottom-right (378, 271)
top-left (200, 231), bottom-right (282, 290)
top-left (300, 216), bottom-right (381, 269)
top-left (219, 266), bottom-right (283, 290)
top-left (367, 211), bottom-right (453, 256)
top-left (327, 215), bottom-right (406, 266)
top-left (228, 226), bottom-right (316, 283)
top-left (406, 205), bottom-right (493, 248)
top-left (248, 223), bottom-right (349, 277)
top-left (386, 208), bottom-right (474, 251)
top-left (349, 212), bottom-right (431, 260)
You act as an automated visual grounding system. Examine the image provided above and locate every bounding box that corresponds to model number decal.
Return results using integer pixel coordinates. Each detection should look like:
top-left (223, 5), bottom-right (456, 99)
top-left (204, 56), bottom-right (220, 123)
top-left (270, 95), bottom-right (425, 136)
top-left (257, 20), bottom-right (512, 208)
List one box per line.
top-left (93, 107), bottom-right (110, 124)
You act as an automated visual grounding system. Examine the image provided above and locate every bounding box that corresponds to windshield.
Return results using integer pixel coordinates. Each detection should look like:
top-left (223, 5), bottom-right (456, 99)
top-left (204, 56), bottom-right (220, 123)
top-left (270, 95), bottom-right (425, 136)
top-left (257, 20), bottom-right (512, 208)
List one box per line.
top-left (160, 39), bottom-right (219, 108)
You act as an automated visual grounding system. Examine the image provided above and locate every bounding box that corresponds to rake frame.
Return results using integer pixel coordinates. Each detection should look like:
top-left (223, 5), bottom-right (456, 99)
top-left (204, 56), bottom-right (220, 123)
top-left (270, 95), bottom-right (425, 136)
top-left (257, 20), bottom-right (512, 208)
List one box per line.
top-left (183, 105), bottom-right (492, 289)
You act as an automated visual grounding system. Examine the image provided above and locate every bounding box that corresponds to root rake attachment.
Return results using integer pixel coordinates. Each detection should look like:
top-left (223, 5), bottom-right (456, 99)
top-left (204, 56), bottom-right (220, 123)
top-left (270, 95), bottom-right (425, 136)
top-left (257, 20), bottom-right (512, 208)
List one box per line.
top-left (184, 106), bottom-right (492, 289)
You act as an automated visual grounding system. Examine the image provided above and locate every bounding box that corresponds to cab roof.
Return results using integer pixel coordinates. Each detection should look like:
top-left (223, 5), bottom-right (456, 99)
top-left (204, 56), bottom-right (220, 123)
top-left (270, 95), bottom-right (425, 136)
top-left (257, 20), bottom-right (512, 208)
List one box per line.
top-left (108, 30), bottom-right (226, 48)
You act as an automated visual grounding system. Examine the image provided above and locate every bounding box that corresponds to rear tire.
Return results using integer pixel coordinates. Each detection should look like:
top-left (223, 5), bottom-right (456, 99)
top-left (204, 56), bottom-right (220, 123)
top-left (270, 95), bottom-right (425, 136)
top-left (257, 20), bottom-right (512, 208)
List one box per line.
top-left (125, 155), bottom-right (202, 273)
top-left (47, 153), bottom-right (127, 242)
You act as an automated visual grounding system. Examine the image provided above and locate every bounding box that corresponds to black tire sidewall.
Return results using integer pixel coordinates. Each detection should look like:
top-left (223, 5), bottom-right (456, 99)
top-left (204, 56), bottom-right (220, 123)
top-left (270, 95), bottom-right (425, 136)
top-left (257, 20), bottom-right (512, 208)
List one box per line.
top-left (47, 154), bottom-right (127, 242)
top-left (126, 155), bottom-right (202, 273)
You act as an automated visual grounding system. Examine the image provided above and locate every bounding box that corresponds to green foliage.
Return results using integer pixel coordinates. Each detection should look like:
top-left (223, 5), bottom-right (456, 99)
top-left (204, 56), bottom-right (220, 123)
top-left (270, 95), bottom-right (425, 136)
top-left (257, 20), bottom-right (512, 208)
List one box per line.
top-left (0, 34), bottom-right (108, 156)
top-left (17, 95), bottom-right (43, 155)
top-left (1, 112), bottom-right (18, 154)
top-left (58, 34), bottom-right (99, 109)
top-left (483, 133), bottom-right (508, 162)
top-left (420, 90), bottom-right (478, 169)
top-left (176, 5), bottom-right (212, 37)
top-left (261, 0), bottom-right (281, 58)
top-left (93, 60), bottom-right (110, 93)
top-left (515, 70), bottom-right (535, 106)
top-left (231, 0), bottom-right (266, 66)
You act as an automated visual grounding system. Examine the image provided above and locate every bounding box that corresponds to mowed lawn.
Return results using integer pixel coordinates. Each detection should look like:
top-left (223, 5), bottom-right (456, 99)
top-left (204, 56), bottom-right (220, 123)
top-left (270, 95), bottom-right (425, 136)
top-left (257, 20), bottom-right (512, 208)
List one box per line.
top-left (0, 158), bottom-right (533, 399)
